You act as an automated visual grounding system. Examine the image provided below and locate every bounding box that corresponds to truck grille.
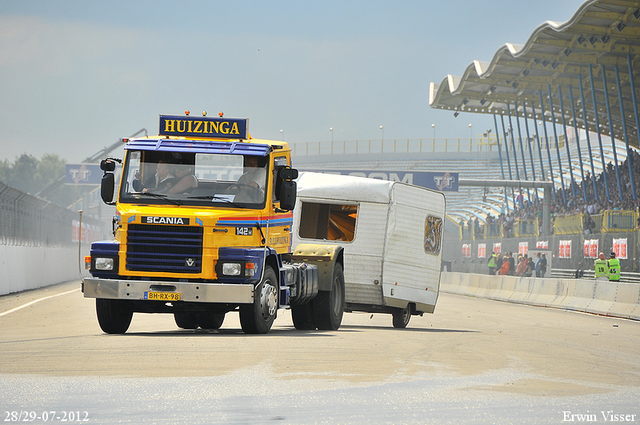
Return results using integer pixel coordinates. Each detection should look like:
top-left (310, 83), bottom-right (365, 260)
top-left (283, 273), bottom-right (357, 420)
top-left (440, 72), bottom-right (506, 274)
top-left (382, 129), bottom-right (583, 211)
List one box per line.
top-left (126, 224), bottom-right (203, 274)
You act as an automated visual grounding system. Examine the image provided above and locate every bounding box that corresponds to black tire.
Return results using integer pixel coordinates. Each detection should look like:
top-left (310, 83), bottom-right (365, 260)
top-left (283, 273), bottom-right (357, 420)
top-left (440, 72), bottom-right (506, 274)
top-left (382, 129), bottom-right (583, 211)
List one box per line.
top-left (239, 266), bottom-right (278, 334)
top-left (313, 263), bottom-right (345, 330)
top-left (291, 303), bottom-right (316, 330)
top-left (199, 312), bottom-right (225, 330)
top-left (174, 312), bottom-right (199, 329)
top-left (392, 305), bottom-right (411, 329)
top-left (96, 298), bottom-right (133, 334)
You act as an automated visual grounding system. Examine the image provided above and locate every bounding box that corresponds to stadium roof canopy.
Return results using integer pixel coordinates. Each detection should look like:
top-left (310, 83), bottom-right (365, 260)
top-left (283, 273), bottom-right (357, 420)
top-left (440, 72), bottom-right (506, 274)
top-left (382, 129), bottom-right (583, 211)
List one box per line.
top-left (429, 0), bottom-right (640, 147)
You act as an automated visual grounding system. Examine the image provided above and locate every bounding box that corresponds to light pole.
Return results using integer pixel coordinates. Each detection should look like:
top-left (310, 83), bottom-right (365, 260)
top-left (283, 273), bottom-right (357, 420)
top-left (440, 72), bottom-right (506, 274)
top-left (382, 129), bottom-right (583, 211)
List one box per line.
top-left (380, 125), bottom-right (384, 142)
top-left (431, 123), bottom-right (435, 139)
top-left (280, 129), bottom-right (283, 141)
top-left (469, 123), bottom-right (473, 139)
top-left (330, 127), bottom-right (333, 143)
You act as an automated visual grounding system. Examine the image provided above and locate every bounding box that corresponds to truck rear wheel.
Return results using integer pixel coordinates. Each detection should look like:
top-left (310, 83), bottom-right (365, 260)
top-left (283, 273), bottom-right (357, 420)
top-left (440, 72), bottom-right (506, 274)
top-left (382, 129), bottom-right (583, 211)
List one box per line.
top-left (96, 299), bottom-right (133, 334)
top-left (239, 266), bottom-right (278, 334)
top-left (175, 311), bottom-right (225, 330)
top-left (174, 312), bottom-right (199, 329)
top-left (392, 305), bottom-right (411, 328)
top-left (291, 303), bottom-right (316, 330)
top-left (199, 312), bottom-right (225, 330)
top-left (313, 263), bottom-right (345, 330)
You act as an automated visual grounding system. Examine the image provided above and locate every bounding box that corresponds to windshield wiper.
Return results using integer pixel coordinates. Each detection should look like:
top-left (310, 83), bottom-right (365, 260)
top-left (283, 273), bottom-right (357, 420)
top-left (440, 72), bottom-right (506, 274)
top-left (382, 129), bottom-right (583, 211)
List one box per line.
top-left (187, 195), bottom-right (244, 208)
top-left (135, 191), bottom-right (182, 205)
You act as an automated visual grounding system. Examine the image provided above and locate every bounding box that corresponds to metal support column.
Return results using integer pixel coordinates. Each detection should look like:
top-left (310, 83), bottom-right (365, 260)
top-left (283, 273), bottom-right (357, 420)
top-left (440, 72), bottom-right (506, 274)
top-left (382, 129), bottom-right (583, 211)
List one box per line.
top-left (578, 73), bottom-right (598, 202)
top-left (557, 86), bottom-right (577, 197)
top-left (537, 92), bottom-right (556, 200)
top-left (500, 114), bottom-right (516, 209)
top-left (493, 114), bottom-right (509, 212)
top-left (601, 65), bottom-right (623, 201)
top-left (630, 55), bottom-right (640, 169)
top-left (589, 64), bottom-right (611, 202)
top-left (568, 86), bottom-right (587, 200)
top-left (522, 102), bottom-right (539, 201)
top-left (615, 64), bottom-right (636, 201)
top-left (512, 102), bottom-right (531, 202)
top-left (548, 85), bottom-right (567, 203)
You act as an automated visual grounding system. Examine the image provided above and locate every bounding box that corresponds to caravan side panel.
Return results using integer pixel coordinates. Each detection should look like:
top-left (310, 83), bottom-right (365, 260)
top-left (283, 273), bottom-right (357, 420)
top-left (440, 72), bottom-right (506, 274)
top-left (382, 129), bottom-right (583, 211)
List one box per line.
top-left (382, 184), bottom-right (445, 313)
top-left (292, 196), bottom-right (386, 306)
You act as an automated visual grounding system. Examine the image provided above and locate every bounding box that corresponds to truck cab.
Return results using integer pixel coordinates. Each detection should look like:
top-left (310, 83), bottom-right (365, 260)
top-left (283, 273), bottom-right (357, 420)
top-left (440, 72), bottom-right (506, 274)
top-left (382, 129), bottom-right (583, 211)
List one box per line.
top-left (83, 113), bottom-right (344, 334)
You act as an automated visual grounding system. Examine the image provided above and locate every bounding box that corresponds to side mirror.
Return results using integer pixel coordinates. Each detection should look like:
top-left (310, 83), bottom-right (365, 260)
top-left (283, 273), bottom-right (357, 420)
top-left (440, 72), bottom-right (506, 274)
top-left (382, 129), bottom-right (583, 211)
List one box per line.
top-left (279, 180), bottom-right (296, 211)
top-left (101, 173), bottom-right (115, 204)
top-left (100, 159), bottom-right (117, 172)
top-left (279, 167), bottom-right (298, 180)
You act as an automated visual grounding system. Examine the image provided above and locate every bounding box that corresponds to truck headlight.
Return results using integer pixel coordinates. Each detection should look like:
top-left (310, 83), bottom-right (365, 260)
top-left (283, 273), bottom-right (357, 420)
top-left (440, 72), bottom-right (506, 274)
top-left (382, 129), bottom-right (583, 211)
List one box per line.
top-left (95, 257), bottom-right (115, 271)
top-left (222, 263), bottom-right (242, 276)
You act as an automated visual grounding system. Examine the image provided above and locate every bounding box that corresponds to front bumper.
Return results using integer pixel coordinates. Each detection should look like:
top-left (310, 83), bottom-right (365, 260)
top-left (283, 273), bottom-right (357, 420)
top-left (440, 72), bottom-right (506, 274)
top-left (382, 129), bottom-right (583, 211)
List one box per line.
top-left (83, 278), bottom-right (254, 304)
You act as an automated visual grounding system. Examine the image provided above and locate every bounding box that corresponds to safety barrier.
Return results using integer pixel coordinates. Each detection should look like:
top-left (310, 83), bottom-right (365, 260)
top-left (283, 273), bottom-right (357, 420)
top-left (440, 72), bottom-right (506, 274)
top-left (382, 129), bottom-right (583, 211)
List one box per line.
top-left (439, 271), bottom-right (640, 321)
top-left (553, 214), bottom-right (583, 235)
top-left (0, 181), bottom-right (102, 295)
top-left (602, 210), bottom-right (637, 233)
top-left (514, 219), bottom-right (539, 237)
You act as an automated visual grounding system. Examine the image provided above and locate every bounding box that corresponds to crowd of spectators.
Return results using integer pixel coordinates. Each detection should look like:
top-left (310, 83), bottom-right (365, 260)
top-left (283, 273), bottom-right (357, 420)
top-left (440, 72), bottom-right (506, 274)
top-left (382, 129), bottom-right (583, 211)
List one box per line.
top-left (461, 150), bottom-right (640, 238)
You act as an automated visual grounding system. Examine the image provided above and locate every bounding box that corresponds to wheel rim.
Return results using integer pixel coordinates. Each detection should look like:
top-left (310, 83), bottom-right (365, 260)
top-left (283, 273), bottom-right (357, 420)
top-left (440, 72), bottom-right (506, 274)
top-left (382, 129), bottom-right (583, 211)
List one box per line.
top-left (259, 282), bottom-right (278, 320)
top-left (402, 307), bottom-right (410, 325)
top-left (331, 272), bottom-right (343, 316)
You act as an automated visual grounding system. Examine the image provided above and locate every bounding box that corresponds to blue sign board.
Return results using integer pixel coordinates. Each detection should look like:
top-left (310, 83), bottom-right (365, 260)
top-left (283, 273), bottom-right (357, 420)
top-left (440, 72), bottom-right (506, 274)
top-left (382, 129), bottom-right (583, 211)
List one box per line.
top-left (159, 115), bottom-right (248, 139)
top-left (300, 169), bottom-right (458, 192)
top-left (65, 164), bottom-right (102, 185)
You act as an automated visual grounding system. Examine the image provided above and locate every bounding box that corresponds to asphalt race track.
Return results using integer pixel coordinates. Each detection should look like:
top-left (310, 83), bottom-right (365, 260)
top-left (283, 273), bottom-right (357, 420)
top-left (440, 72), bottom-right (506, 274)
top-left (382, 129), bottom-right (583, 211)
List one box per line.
top-left (1, 280), bottom-right (638, 424)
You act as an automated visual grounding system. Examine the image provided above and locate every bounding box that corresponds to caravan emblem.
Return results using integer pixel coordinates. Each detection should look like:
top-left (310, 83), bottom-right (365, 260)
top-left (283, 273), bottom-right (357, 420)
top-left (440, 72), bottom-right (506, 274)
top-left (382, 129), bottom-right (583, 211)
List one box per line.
top-left (185, 258), bottom-right (196, 267)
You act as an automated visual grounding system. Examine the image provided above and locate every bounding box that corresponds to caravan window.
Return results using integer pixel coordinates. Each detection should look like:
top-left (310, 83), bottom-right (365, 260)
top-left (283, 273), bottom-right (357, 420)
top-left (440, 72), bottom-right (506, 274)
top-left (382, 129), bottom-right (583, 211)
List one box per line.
top-left (298, 202), bottom-right (358, 242)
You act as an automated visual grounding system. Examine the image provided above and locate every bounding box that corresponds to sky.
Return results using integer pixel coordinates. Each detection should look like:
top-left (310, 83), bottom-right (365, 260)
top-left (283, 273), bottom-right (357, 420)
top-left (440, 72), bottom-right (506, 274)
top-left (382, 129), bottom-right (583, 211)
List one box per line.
top-left (0, 0), bottom-right (587, 164)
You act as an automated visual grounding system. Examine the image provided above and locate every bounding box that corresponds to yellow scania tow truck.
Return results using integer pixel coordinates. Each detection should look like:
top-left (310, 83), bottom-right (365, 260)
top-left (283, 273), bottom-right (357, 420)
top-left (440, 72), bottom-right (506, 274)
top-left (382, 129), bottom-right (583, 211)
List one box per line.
top-left (83, 112), bottom-right (344, 334)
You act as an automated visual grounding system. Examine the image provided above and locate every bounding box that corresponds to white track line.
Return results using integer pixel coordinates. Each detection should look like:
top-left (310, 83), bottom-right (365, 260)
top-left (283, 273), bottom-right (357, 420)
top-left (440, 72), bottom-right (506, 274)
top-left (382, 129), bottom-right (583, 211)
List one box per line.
top-left (0, 288), bottom-right (80, 317)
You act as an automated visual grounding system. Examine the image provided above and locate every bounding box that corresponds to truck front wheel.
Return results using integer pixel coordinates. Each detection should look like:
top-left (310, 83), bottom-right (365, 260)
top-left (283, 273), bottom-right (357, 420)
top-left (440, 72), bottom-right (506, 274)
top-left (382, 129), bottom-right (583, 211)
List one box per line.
top-left (96, 299), bottom-right (133, 334)
top-left (239, 266), bottom-right (278, 334)
top-left (313, 263), bottom-right (345, 330)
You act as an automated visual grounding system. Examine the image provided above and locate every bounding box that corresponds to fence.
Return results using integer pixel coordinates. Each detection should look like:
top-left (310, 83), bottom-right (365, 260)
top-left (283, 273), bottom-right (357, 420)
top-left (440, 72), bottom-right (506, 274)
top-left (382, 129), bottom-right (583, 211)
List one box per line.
top-left (456, 210), bottom-right (638, 240)
top-left (292, 137), bottom-right (500, 156)
top-left (0, 181), bottom-right (102, 247)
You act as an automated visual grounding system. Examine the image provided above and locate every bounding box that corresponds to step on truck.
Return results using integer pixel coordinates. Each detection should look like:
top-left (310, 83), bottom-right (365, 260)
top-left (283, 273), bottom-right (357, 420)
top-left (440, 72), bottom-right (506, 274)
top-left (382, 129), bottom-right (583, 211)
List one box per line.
top-left (83, 112), bottom-right (445, 334)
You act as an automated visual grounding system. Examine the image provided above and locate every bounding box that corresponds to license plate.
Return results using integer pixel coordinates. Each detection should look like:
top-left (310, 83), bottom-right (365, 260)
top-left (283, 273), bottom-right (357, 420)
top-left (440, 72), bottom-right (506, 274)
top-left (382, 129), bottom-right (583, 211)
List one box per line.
top-left (145, 291), bottom-right (181, 301)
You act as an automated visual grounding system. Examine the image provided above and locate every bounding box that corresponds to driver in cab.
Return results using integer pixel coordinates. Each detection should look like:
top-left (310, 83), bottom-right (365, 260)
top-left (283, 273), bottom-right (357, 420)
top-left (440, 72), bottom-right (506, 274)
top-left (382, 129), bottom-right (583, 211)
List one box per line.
top-left (232, 155), bottom-right (266, 202)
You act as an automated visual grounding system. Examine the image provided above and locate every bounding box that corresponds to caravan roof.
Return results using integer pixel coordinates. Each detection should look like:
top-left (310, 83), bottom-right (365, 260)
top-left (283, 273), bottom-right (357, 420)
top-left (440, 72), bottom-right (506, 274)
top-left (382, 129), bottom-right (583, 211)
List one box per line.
top-left (296, 172), bottom-right (397, 203)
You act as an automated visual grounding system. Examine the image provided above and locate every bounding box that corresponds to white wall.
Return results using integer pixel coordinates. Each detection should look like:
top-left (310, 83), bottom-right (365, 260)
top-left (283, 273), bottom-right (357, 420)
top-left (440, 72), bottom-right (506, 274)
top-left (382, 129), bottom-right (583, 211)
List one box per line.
top-left (0, 245), bottom-right (88, 295)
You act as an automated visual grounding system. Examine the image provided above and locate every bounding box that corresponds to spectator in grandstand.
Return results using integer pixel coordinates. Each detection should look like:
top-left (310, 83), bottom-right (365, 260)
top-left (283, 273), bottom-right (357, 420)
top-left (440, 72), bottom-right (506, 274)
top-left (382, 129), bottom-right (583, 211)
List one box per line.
top-left (583, 213), bottom-right (595, 234)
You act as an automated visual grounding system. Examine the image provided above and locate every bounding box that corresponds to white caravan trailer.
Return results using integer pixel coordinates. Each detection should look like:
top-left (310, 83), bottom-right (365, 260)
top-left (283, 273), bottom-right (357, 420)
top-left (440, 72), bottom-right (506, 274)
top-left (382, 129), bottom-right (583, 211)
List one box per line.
top-left (291, 172), bottom-right (446, 328)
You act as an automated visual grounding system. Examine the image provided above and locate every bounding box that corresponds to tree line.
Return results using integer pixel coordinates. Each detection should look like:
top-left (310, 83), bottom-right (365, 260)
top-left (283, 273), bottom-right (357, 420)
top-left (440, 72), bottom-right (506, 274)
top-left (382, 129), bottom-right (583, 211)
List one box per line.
top-left (0, 153), bottom-right (77, 207)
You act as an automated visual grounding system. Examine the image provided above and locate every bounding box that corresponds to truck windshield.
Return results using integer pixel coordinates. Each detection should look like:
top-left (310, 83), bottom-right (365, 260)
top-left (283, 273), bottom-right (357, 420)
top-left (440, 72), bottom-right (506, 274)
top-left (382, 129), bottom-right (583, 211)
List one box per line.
top-left (119, 150), bottom-right (269, 207)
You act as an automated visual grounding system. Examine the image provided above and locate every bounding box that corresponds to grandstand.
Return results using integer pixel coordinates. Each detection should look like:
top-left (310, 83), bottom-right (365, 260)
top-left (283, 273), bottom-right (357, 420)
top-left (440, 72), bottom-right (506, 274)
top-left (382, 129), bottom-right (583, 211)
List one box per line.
top-left (293, 0), bottom-right (640, 274)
